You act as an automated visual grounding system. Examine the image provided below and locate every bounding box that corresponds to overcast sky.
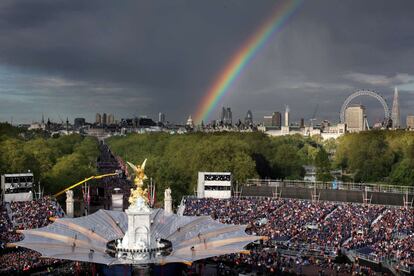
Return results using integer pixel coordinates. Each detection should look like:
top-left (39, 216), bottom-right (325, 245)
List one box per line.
top-left (1, 0), bottom-right (414, 125)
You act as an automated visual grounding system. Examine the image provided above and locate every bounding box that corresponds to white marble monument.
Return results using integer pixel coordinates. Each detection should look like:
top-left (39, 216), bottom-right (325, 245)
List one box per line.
top-left (164, 188), bottom-right (172, 215)
top-left (116, 159), bottom-right (158, 261)
top-left (65, 190), bottom-right (74, 218)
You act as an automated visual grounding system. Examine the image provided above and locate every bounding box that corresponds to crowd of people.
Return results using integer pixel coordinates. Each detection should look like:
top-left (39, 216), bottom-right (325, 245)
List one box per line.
top-left (0, 197), bottom-right (65, 273)
top-left (184, 197), bottom-right (414, 274)
top-left (93, 143), bottom-right (132, 208)
top-left (1, 140), bottom-right (412, 276)
top-left (0, 203), bottom-right (12, 248)
top-left (10, 196), bottom-right (64, 232)
top-left (291, 204), bottom-right (384, 252)
top-left (344, 207), bottom-right (414, 272)
top-left (210, 251), bottom-right (376, 275)
top-left (0, 249), bottom-right (64, 273)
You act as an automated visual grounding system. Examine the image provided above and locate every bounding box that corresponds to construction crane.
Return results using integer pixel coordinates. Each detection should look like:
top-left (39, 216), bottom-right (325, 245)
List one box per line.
top-left (53, 172), bottom-right (119, 198)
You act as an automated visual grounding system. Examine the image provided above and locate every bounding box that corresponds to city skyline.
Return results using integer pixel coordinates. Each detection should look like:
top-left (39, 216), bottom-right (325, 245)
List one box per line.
top-left (1, 1), bottom-right (414, 124)
top-left (3, 87), bottom-right (412, 127)
top-left (10, 88), bottom-right (412, 128)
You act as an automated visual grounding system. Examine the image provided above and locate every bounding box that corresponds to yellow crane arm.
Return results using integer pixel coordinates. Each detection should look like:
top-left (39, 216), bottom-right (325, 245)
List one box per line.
top-left (53, 173), bottom-right (118, 198)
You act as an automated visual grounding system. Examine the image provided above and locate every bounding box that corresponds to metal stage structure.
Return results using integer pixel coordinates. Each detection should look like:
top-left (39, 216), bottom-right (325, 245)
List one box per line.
top-left (7, 159), bottom-right (265, 266)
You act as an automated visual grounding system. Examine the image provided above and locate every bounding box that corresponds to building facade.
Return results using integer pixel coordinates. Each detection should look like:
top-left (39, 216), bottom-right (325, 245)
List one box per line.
top-left (95, 113), bottom-right (102, 124)
top-left (284, 105), bottom-right (290, 127)
top-left (220, 107), bottom-right (232, 125)
top-left (102, 113), bottom-right (107, 125)
top-left (391, 87), bottom-right (401, 129)
top-left (74, 118), bottom-right (85, 129)
top-left (186, 115), bottom-right (194, 128)
top-left (107, 114), bottom-right (115, 125)
top-left (158, 112), bottom-right (166, 124)
top-left (406, 115), bottom-right (414, 129)
top-left (263, 116), bottom-right (273, 127)
top-left (345, 105), bottom-right (366, 132)
top-left (263, 112), bottom-right (282, 128)
top-left (245, 110), bottom-right (253, 125)
top-left (273, 112), bottom-right (282, 128)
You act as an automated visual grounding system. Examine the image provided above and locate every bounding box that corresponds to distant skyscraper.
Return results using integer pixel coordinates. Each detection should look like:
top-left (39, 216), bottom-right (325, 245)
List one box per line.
top-left (263, 112), bottom-right (281, 128)
top-left (220, 107), bottom-right (226, 122)
top-left (41, 113), bottom-right (46, 129)
top-left (220, 107), bottom-right (232, 125)
top-left (273, 112), bottom-right (282, 128)
top-left (74, 118), bottom-right (86, 129)
top-left (406, 115), bottom-right (414, 129)
top-left (107, 114), bottom-right (115, 125)
top-left (263, 116), bottom-right (273, 127)
top-left (245, 110), bottom-right (253, 125)
top-left (186, 115), bottom-right (194, 128)
top-left (300, 118), bottom-right (305, 128)
top-left (95, 113), bottom-right (102, 124)
top-left (345, 105), bottom-right (366, 132)
top-left (391, 87), bottom-right (400, 129)
top-left (226, 107), bottom-right (232, 125)
top-left (102, 113), bottom-right (107, 125)
top-left (284, 105), bottom-right (290, 127)
top-left (158, 112), bottom-right (166, 124)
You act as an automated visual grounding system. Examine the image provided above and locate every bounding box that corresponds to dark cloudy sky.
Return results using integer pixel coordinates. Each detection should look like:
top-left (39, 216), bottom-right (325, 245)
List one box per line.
top-left (1, 0), bottom-right (414, 125)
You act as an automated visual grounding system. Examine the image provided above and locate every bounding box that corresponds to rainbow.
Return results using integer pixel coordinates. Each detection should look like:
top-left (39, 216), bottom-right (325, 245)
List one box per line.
top-left (194, 0), bottom-right (302, 123)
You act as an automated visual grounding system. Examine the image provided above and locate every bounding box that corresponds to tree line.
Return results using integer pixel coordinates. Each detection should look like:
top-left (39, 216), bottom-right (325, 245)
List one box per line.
top-left (2, 121), bottom-right (413, 202)
top-left (107, 132), bottom-right (327, 202)
top-left (107, 131), bottom-right (414, 201)
top-left (335, 130), bottom-right (414, 185)
top-left (0, 123), bottom-right (99, 194)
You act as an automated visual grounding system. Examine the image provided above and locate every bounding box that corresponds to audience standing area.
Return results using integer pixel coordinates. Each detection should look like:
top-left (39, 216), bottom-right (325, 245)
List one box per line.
top-left (183, 197), bottom-right (414, 275)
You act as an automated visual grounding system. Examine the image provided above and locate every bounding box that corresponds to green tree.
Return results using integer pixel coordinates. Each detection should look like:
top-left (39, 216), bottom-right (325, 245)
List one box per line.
top-left (271, 144), bottom-right (304, 179)
top-left (389, 159), bottom-right (414, 186)
top-left (0, 138), bottom-right (37, 174)
top-left (315, 148), bottom-right (332, 182)
top-left (24, 138), bottom-right (58, 174)
top-left (334, 131), bottom-right (395, 182)
top-left (44, 153), bottom-right (97, 194)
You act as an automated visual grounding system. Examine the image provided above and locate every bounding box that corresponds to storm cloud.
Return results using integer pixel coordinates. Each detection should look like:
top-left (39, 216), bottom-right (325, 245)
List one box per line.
top-left (1, 0), bottom-right (414, 124)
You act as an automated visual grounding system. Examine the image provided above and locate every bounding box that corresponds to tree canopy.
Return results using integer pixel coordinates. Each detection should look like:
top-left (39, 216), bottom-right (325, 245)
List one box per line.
top-left (107, 132), bottom-right (323, 201)
top-left (0, 124), bottom-right (99, 194)
top-left (2, 122), bottom-right (413, 203)
top-left (108, 130), bottom-right (414, 201)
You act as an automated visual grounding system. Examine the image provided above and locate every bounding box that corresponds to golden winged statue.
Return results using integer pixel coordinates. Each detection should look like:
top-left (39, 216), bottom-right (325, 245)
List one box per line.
top-left (126, 159), bottom-right (148, 206)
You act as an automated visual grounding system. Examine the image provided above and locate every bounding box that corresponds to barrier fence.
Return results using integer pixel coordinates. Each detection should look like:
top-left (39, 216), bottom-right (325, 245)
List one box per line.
top-left (245, 179), bottom-right (414, 195)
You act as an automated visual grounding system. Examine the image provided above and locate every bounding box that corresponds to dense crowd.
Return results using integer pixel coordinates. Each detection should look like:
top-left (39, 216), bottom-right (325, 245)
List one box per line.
top-left (94, 143), bottom-right (132, 207)
top-left (0, 197), bottom-right (65, 273)
top-left (0, 203), bottom-right (12, 248)
top-left (291, 204), bottom-right (384, 251)
top-left (10, 196), bottom-right (64, 231)
top-left (211, 251), bottom-right (376, 275)
top-left (184, 197), bottom-right (414, 274)
top-left (345, 207), bottom-right (414, 272)
top-left (0, 249), bottom-right (63, 273)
